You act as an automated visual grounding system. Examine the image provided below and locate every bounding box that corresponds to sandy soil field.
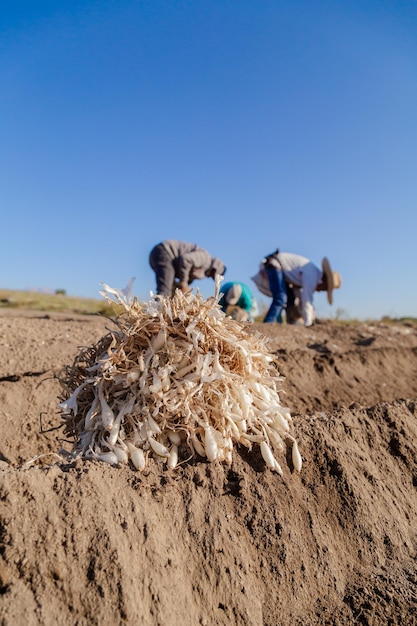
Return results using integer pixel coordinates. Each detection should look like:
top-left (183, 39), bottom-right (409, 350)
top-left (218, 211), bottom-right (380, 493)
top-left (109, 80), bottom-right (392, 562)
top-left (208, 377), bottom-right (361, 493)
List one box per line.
top-left (0, 309), bottom-right (416, 626)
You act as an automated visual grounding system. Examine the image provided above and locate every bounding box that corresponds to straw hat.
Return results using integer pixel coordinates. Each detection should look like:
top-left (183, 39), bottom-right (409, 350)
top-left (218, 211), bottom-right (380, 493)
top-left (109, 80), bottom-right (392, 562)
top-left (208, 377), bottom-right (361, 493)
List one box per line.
top-left (322, 257), bottom-right (342, 305)
top-left (226, 283), bottom-right (242, 305)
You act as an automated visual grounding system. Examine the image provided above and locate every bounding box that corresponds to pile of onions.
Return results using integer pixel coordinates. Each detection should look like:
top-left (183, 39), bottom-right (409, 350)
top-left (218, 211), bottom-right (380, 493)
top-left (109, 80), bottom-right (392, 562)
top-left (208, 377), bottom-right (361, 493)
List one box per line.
top-left (58, 280), bottom-right (302, 474)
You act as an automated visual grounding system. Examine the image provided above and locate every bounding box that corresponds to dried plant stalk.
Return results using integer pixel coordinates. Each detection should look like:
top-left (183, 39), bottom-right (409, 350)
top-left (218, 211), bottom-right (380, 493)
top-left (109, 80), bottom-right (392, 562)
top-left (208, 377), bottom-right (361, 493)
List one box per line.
top-left (57, 280), bottom-right (302, 474)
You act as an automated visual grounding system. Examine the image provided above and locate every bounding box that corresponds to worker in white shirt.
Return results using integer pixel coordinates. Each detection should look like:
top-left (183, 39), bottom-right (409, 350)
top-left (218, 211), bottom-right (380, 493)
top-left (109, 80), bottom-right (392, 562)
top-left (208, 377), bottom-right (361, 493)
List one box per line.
top-left (259, 250), bottom-right (341, 326)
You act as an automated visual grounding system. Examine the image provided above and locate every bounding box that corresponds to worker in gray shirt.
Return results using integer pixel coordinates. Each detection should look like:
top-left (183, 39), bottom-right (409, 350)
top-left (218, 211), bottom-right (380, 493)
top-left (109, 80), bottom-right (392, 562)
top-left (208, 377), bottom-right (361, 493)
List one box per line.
top-left (149, 240), bottom-right (226, 296)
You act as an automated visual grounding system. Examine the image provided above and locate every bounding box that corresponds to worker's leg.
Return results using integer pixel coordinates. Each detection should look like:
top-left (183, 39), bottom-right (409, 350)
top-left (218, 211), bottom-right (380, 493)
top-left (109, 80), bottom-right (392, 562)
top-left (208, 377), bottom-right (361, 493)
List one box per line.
top-left (263, 265), bottom-right (287, 323)
top-left (149, 244), bottom-right (175, 296)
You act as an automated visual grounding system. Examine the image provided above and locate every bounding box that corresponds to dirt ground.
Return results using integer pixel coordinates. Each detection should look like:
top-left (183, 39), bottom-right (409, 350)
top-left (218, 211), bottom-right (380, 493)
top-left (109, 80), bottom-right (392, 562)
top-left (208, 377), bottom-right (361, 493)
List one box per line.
top-left (0, 309), bottom-right (416, 626)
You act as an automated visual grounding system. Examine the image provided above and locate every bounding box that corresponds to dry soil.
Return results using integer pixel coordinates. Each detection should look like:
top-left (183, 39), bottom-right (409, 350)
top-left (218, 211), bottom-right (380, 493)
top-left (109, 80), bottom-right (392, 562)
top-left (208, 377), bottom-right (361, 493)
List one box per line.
top-left (0, 310), bottom-right (416, 626)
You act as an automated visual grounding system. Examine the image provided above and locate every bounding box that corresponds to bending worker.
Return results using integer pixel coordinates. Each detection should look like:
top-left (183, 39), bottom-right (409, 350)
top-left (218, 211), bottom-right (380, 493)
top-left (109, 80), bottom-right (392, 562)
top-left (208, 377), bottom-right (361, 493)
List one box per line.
top-left (218, 281), bottom-right (258, 321)
top-left (149, 239), bottom-right (226, 296)
top-left (259, 249), bottom-right (341, 326)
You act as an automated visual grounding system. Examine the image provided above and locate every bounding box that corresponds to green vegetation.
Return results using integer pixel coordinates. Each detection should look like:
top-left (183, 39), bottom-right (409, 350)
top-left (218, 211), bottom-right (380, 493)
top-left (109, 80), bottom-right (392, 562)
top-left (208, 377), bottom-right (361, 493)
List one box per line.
top-left (0, 289), bottom-right (119, 317)
top-left (380, 315), bottom-right (417, 326)
top-left (1, 288), bottom-right (415, 326)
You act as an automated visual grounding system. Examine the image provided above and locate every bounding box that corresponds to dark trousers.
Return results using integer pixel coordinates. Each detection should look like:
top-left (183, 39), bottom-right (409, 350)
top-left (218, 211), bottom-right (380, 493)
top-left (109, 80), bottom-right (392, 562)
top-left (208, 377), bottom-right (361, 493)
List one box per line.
top-left (149, 243), bottom-right (176, 296)
top-left (264, 265), bottom-right (287, 323)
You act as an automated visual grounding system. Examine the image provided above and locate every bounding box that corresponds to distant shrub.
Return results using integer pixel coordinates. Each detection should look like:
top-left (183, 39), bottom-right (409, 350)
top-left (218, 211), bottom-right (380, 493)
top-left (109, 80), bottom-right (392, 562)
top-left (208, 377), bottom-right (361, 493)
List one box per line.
top-left (55, 289), bottom-right (67, 296)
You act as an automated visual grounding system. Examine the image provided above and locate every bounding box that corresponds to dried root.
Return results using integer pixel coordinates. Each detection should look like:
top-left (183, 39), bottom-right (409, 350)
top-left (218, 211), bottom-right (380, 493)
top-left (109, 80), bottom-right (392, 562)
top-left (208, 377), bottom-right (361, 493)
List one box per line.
top-left (57, 279), bottom-right (302, 474)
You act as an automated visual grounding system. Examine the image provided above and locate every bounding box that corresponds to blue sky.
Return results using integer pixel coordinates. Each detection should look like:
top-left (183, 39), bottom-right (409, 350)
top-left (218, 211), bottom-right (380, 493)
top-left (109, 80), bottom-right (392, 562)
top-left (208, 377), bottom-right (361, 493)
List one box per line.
top-left (1, 0), bottom-right (416, 320)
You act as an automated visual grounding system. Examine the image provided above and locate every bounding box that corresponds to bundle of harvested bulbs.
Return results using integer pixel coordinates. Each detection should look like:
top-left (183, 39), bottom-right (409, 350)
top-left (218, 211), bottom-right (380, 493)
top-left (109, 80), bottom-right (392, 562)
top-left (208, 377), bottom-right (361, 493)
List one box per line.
top-left (58, 280), bottom-right (302, 474)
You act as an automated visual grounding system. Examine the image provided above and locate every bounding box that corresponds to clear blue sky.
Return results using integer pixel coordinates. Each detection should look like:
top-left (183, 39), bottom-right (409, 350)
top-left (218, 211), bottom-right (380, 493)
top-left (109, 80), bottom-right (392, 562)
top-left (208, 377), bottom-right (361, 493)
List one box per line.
top-left (1, 0), bottom-right (416, 320)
